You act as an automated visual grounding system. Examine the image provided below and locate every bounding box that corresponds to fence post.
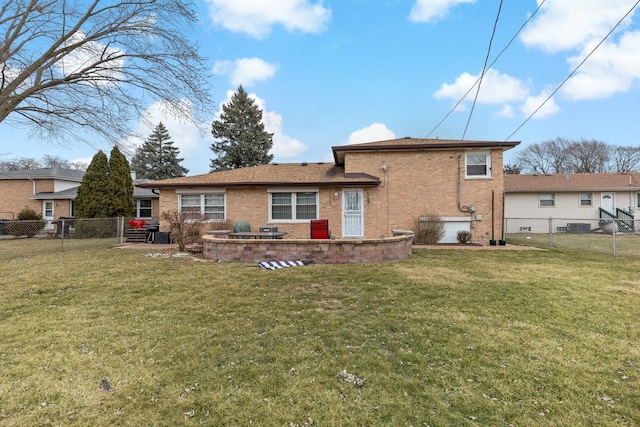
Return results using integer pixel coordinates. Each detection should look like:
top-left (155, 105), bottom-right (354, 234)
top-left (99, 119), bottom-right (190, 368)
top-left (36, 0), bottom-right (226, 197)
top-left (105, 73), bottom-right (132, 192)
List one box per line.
top-left (612, 221), bottom-right (617, 257)
top-left (118, 217), bottom-right (124, 244)
top-left (548, 216), bottom-right (553, 248)
top-left (61, 218), bottom-right (65, 253)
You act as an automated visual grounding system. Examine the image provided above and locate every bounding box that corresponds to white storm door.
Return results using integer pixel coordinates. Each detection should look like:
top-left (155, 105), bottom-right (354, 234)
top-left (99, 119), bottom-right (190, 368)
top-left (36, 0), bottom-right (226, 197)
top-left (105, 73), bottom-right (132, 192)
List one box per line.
top-left (342, 190), bottom-right (364, 237)
top-left (43, 200), bottom-right (54, 229)
top-left (601, 192), bottom-right (615, 213)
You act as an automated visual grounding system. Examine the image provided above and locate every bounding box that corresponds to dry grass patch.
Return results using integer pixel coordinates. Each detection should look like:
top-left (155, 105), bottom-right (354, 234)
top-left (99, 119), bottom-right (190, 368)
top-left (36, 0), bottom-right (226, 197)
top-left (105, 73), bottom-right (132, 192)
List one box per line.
top-left (0, 247), bottom-right (639, 425)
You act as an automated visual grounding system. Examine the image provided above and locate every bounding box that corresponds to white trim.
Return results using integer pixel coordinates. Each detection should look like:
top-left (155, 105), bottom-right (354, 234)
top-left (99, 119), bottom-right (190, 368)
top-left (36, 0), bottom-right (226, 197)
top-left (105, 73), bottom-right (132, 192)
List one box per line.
top-left (465, 151), bottom-right (491, 179)
top-left (176, 188), bottom-right (226, 194)
top-left (342, 189), bottom-right (364, 237)
top-left (267, 187), bottom-right (319, 193)
top-left (178, 192), bottom-right (226, 220)
top-left (268, 190), bottom-right (319, 222)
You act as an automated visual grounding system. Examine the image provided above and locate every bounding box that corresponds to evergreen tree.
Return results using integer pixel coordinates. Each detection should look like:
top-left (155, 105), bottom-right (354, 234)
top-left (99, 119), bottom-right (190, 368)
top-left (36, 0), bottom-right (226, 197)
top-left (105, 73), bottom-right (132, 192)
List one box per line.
top-left (108, 146), bottom-right (135, 217)
top-left (75, 151), bottom-right (110, 218)
top-left (210, 85), bottom-right (274, 171)
top-left (131, 122), bottom-right (189, 179)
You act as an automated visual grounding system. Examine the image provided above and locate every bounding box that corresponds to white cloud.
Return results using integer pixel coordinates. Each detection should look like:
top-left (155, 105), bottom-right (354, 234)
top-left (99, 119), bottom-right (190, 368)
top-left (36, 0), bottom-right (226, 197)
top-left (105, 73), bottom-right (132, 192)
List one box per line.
top-left (205, 0), bottom-right (332, 39)
top-left (57, 30), bottom-right (124, 82)
top-left (495, 105), bottom-right (515, 118)
top-left (347, 123), bottom-right (396, 144)
top-left (213, 58), bottom-right (278, 87)
top-left (562, 31), bottom-right (640, 100)
top-left (434, 69), bottom-right (530, 105)
top-left (122, 100), bottom-right (206, 161)
top-left (218, 89), bottom-right (307, 159)
top-left (519, 91), bottom-right (560, 119)
top-left (520, 0), bottom-right (638, 53)
top-left (409, 0), bottom-right (476, 23)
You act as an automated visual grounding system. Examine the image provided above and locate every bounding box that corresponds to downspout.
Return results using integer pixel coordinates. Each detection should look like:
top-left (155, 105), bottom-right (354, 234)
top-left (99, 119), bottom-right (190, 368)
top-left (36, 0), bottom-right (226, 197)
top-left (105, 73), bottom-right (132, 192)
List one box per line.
top-left (491, 190), bottom-right (495, 240)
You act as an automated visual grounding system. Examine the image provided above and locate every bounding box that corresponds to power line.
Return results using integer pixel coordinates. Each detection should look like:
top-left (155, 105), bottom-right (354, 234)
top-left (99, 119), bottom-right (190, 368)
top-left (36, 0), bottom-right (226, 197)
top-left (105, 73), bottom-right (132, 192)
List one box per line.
top-left (460, 0), bottom-right (504, 140)
top-left (504, 0), bottom-right (640, 141)
top-left (426, 0), bottom-right (546, 138)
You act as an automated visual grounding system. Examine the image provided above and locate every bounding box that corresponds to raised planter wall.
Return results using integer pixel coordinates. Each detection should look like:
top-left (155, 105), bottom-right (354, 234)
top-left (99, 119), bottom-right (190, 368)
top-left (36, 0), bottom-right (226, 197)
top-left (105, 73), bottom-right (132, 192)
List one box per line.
top-left (202, 235), bottom-right (413, 264)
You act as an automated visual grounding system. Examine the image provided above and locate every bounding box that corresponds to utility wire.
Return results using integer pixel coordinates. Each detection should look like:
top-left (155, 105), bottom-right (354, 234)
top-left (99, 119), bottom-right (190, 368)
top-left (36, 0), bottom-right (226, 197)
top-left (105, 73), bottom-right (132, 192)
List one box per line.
top-left (460, 0), bottom-right (504, 140)
top-left (504, 0), bottom-right (640, 141)
top-left (426, 0), bottom-right (546, 138)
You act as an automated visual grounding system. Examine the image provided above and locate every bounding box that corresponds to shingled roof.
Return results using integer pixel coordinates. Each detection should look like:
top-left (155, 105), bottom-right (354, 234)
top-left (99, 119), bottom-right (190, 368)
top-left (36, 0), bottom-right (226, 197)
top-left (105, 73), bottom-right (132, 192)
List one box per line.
top-left (0, 167), bottom-right (85, 181)
top-left (505, 173), bottom-right (640, 192)
top-left (331, 137), bottom-right (520, 165)
top-left (136, 162), bottom-right (380, 189)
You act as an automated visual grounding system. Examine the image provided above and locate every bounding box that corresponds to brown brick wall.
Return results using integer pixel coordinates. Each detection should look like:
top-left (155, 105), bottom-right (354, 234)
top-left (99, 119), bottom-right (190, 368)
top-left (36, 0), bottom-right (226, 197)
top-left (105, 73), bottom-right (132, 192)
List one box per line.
top-left (344, 149), bottom-right (506, 244)
top-left (0, 181), bottom-right (41, 219)
top-left (203, 234), bottom-right (413, 263)
top-left (158, 148), bottom-right (507, 245)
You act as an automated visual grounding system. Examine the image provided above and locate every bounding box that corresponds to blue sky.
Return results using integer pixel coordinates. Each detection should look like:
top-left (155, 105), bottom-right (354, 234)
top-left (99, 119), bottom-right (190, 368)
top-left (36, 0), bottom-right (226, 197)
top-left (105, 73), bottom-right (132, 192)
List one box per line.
top-left (2, 0), bottom-right (640, 174)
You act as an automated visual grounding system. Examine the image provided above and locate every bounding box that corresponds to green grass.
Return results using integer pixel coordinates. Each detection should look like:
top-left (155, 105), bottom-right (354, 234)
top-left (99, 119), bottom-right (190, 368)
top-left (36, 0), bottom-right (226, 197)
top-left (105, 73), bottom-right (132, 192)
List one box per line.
top-left (0, 236), bottom-right (117, 260)
top-left (507, 232), bottom-right (640, 257)
top-left (1, 247), bottom-right (639, 426)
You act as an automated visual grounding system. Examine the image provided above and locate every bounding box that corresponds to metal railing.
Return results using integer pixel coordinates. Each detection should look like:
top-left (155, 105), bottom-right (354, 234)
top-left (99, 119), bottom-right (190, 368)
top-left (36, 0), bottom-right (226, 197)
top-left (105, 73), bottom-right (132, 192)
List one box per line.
top-left (505, 217), bottom-right (640, 257)
top-left (0, 217), bottom-right (125, 260)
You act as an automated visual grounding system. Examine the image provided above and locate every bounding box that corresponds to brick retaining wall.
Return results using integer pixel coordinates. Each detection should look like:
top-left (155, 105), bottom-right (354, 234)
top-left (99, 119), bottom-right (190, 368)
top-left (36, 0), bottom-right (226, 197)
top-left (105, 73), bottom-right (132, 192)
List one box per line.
top-left (202, 235), bottom-right (413, 263)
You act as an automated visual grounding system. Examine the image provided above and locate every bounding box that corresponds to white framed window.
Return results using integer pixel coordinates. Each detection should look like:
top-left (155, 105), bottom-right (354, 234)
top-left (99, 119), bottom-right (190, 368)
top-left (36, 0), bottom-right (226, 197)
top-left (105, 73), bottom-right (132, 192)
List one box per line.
top-left (135, 199), bottom-right (153, 218)
top-left (178, 193), bottom-right (225, 220)
top-left (579, 192), bottom-right (592, 207)
top-left (465, 152), bottom-right (491, 178)
top-left (269, 190), bottom-right (318, 222)
top-left (539, 193), bottom-right (555, 207)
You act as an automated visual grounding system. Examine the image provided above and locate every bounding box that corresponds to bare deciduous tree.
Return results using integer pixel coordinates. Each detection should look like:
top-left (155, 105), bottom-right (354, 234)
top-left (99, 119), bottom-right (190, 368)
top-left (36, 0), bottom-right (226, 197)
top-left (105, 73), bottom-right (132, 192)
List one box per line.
top-left (611, 145), bottom-right (640, 173)
top-left (514, 137), bottom-right (640, 174)
top-left (568, 139), bottom-right (610, 173)
top-left (0, 0), bottom-right (212, 144)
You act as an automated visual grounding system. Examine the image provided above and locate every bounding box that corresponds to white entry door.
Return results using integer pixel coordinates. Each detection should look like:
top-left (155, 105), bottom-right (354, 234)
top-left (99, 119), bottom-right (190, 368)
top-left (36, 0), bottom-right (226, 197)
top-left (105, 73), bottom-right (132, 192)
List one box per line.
top-left (342, 190), bottom-right (364, 237)
top-left (42, 200), bottom-right (54, 230)
top-left (601, 192), bottom-right (615, 213)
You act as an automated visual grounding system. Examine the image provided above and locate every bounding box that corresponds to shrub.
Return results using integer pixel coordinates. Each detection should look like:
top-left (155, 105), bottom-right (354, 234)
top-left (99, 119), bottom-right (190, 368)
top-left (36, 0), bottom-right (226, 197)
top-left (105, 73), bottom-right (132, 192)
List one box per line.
top-left (456, 230), bottom-right (471, 244)
top-left (5, 207), bottom-right (47, 237)
top-left (414, 213), bottom-right (445, 245)
top-left (161, 211), bottom-right (205, 252)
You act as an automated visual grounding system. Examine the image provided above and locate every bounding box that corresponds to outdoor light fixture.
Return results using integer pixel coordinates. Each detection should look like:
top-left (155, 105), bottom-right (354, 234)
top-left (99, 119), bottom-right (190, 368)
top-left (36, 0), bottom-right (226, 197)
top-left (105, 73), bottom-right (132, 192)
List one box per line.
top-left (333, 192), bottom-right (339, 200)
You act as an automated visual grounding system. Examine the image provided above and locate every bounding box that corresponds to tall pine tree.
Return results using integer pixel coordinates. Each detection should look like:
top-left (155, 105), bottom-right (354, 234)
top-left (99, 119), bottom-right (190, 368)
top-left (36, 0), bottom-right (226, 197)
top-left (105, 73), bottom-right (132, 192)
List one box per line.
top-left (75, 151), bottom-right (110, 218)
top-left (131, 122), bottom-right (188, 180)
top-left (210, 85), bottom-right (274, 171)
top-left (108, 146), bottom-right (135, 217)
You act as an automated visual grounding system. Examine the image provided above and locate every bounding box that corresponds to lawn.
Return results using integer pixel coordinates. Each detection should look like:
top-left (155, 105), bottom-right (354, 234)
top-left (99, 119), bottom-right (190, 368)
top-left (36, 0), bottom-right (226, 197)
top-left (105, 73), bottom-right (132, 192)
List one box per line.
top-left (0, 246), bottom-right (639, 426)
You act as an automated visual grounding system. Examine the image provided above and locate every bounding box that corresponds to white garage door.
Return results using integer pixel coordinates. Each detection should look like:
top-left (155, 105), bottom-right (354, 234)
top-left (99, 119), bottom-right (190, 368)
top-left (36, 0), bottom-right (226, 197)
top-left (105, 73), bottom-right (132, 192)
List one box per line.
top-left (440, 217), bottom-right (471, 244)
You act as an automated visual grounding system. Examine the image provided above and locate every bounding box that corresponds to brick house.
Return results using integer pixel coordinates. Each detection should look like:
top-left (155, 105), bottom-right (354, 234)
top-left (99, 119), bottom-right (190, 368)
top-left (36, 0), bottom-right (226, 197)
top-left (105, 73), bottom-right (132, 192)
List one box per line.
top-left (0, 167), bottom-right (159, 226)
top-left (139, 137), bottom-right (519, 244)
top-left (504, 172), bottom-right (640, 234)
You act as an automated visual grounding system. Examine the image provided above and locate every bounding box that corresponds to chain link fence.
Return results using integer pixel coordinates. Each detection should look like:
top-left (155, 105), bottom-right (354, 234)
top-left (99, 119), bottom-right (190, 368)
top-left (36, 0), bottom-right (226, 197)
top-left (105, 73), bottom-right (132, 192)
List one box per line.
top-left (505, 217), bottom-right (640, 257)
top-left (0, 217), bottom-right (126, 261)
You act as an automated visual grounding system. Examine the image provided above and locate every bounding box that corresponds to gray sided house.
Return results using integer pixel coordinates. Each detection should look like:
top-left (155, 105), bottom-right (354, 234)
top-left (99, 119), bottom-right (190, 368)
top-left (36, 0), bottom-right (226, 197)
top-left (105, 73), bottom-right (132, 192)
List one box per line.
top-left (504, 172), bottom-right (640, 234)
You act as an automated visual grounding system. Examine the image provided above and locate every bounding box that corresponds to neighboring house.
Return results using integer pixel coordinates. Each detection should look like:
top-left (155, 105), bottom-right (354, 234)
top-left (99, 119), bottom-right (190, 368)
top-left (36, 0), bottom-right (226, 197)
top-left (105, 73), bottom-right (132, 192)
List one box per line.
top-left (139, 137), bottom-right (519, 244)
top-left (0, 167), bottom-right (159, 226)
top-left (504, 172), bottom-right (640, 234)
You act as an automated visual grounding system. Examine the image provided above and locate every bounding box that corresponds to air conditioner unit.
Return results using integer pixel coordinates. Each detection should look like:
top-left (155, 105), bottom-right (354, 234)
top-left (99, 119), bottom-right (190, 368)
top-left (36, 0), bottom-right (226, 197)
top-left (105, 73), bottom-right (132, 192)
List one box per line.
top-left (567, 223), bottom-right (591, 233)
